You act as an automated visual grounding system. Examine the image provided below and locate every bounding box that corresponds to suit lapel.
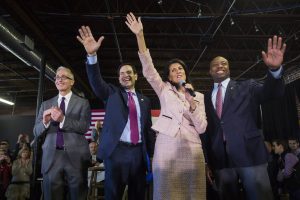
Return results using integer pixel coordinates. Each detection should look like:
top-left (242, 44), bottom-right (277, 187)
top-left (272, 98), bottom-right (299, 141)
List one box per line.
top-left (66, 94), bottom-right (76, 115)
top-left (207, 89), bottom-right (219, 120)
top-left (222, 80), bottom-right (236, 117)
top-left (119, 89), bottom-right (129, 120)
top-left (136, 92), bottom-right (145, 126)
top-left (52, 95), bottom-right (59, 107)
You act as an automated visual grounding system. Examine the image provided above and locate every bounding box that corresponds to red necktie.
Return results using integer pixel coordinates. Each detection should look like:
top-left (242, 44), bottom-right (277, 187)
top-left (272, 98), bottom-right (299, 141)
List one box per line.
top-left (56, 97), bottom-right (65, 148)
top-left (216, 84), bottom-right (226, 141)
top-left (128, 92), bottom-right (139, 144)
top-left (216, 83), bottom-right (223, 118)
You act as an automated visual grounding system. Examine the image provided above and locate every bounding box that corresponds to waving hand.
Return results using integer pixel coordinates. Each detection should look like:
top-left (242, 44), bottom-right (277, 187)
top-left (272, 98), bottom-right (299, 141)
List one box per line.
top-left (77, 26), bottom-right (104, 56)
top-left (262, 35), bottom-right (286, 70)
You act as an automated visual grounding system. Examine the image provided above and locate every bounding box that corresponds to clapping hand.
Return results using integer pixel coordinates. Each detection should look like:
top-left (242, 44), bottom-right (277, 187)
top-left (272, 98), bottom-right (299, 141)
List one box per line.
top-left (42, 108), bottom-right (52, 124)
top-left (50, 106), bottom-right (64, 123)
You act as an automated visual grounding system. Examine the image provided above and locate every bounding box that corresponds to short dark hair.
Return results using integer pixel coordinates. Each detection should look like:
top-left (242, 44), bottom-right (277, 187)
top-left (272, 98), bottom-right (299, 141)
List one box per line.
top-left (117, 63), bottom-right (137, 75)
top-left (273, 140), bottom-right (288, 150)
top-left (162, 58), bottom-right (191, 84)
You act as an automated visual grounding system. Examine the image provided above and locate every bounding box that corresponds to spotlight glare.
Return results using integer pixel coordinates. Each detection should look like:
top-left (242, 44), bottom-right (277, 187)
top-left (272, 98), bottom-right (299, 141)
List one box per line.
top-left (230, 17), bottom-right (234, 26)
top-left (197, 7), bottom-right (202, 17)
top-left (0, 97), bottom-right (14, 106)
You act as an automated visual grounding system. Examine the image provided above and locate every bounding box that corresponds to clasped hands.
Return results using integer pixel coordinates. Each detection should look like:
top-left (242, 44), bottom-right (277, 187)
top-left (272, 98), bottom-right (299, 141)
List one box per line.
top-left (43, 106), bottom-right (64, 125)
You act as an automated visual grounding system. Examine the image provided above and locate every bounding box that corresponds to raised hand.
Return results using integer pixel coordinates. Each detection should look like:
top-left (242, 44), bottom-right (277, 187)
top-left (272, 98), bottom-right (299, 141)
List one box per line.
top-left (76, 26), bottom-right (104, 56)
top-left (125, 12), bottom-right (143, 35)
top-left (262, 35), bottom-right (286, 70)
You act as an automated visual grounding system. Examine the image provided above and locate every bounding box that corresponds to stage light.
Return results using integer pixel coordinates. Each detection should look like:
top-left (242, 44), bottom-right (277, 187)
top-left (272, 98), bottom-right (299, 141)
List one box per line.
top-left (0, 97), bottom-right (14, 106)
top-left (197, 6), bottom-right (202, 17)
top-left (230, 17), bottom-right (234, 26)
top-left (157, 0), bottom-right (163, 5)
top-left (254, 25), bottom-right (259, 32)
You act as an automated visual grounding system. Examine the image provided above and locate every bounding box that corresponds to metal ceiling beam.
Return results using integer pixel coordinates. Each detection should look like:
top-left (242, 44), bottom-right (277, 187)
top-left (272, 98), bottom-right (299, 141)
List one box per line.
top-left (1, 0), bottom-right (94, 98)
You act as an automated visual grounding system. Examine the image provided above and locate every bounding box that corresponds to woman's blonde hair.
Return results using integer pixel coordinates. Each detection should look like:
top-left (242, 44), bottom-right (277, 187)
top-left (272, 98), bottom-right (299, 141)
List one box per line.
top-left (18, 147), bottom-right (31, 159)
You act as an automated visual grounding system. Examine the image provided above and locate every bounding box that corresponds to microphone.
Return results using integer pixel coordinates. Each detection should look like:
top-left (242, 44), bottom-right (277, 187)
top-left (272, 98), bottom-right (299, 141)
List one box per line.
top-left (179, 80), bottom-right (196, 97)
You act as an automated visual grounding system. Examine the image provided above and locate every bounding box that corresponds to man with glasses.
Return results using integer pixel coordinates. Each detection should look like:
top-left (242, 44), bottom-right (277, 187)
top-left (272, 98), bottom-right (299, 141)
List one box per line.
top-left (34, 66), bottom-right (91, 200)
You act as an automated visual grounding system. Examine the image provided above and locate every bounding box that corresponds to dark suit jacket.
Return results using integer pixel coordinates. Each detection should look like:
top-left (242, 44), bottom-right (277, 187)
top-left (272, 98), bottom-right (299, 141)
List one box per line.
top-left (86, 62), bottom-right (155, 164)
top-left (33, 94), bottom-right (91, 173)
top-left (202, 72), bottom-right (285, 170)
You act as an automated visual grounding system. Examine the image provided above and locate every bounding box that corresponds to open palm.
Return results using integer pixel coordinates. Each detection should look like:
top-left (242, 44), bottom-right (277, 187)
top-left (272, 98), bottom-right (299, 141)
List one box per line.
top-left (262, 35), bottom-right (286, 69)
top-left (126, 12), bottom-right (143, 35)
top-left (77, 26), bottom-right (104, 55)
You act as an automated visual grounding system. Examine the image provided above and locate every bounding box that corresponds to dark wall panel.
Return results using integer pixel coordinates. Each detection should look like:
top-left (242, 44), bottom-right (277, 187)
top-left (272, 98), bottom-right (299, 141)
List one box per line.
top-left (0, 115), bottom-right (35, 150)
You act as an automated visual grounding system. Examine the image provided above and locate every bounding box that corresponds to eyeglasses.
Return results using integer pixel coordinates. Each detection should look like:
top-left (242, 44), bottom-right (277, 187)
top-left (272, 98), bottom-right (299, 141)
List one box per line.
top-left (54, 76), bottom-right (73, 81)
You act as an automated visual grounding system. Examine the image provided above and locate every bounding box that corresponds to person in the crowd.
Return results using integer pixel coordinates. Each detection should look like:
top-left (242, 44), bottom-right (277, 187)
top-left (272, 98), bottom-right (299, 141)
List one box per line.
top-left (0, 140), bottom-right (13, 159)
top-left (201, 35), bottom-right (286, 200)
top-left (88, 141), bottom-right (104, 187)
top-left (265, 141), bottom-right (280, 200)
top-left (77, 26), bottom-right (155, 200)
top-left (91, 120), bottom-right (102, 143)
top-left (288, 138), bottom-right (300, 157)
top-left (273, 140), bottom-right (300, 200)
top-left (89, 141), bottom-right (100, 167)
top-left (5, 147), bottom-right (32, 200)
top-left (126, 12), bottom-right (207, 200)
top-left (33, 66), bottom-right (91, 200)
top-left (12, 134), bottom-right (31, 161)
top-left (0, 148), bottom-right (12, 200)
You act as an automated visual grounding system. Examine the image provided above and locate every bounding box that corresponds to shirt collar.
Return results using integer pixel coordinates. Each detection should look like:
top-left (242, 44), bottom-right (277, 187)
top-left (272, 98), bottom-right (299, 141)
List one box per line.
top-left (125, 89), bottom-right (136, 96)
top-left (214, 78), bottom-right (230, 90)
top-left (59, 91), bottom-right (72, 102)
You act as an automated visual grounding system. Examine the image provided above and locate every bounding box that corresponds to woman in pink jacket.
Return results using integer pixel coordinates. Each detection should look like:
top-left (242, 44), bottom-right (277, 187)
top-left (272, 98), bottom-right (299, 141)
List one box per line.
top-left (126, 13), bottom-right (207, 200)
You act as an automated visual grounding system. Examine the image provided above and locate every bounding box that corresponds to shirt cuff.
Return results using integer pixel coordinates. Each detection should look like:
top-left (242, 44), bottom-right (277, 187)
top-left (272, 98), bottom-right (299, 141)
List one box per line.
top-left (43, 122), bottom-right (50, 128)
top-left (87, 55), bottom-right (97, 65)
top-left (59, 117), bottom-right (65, 129)
top-left (269, 66), bottom-right (283, 79)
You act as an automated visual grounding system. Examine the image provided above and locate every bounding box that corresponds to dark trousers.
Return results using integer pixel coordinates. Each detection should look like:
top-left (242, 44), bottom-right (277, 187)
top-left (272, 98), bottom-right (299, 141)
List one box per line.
top-left (104, 142), bottom-right (146, 200)
top-left (42, 150), bottom-right (88, 200)
top-left (215, 164), bottom-right (273, 200)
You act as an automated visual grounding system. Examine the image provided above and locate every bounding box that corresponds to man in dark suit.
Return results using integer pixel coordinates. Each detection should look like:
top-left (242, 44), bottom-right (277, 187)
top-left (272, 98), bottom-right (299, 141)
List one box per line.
top-left (203, 36), bottom-right (286, 200)
top-left (77, 26), bottom-right (154, 200)
top-left (33, 66), bottom-right (91, 200)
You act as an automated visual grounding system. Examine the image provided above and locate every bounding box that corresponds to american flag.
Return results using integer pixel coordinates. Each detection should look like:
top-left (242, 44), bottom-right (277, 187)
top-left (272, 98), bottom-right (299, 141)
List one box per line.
top-left (85, 109), bottom-right (105, 141)
top-left (85, 109), bottom-right (160, 141)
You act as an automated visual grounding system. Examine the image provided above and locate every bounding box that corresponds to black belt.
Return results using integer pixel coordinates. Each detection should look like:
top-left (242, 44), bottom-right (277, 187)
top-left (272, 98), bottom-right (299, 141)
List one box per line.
top-left (119, 141), bottom-right (142, 147)
top-left (56, 146), bottom-right (66, 151)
